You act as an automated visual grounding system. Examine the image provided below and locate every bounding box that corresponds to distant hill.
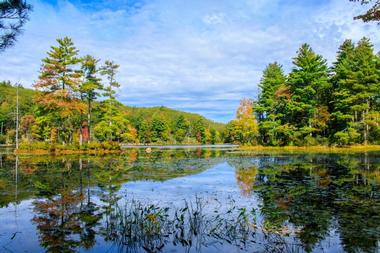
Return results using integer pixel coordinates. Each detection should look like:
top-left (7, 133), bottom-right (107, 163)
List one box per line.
top-left (0, 82), bottom-right (36, 132)
top-left (122, 106), bottom-right (225, 132)
top-left (0, 81), bottom-right (225, 143)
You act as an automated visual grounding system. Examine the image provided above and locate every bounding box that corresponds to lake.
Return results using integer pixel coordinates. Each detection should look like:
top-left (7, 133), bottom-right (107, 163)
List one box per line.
top-left (1, 148), bottom-right (380, 252)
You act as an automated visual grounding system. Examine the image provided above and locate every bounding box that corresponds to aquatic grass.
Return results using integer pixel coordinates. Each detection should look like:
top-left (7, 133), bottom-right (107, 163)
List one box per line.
top-left (100, 197), bottom-right (305, 252)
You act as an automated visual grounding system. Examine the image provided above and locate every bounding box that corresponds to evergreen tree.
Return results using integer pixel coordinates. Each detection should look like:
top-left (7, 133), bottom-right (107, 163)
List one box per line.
top-left (286, 44), bottom-right (330, 144)
top-left (255, 62), bottom-right (286, 145)
top-left (80, 55), bottom-right (102, 144)
top-left (332, 38), bottom-right (380, 144)
top-left (33, 37), bottom-right (83, 144)
top-left (256, 62), bottom-right (286, 121)
top-left (331, 40), bottom-right (358, 144)
top-left (99, 60), bottom-right (120, 141)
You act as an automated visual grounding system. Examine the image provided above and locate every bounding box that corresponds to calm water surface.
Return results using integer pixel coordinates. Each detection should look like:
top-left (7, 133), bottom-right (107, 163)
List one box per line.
top-left (1, 148), bottom-right (380, 252)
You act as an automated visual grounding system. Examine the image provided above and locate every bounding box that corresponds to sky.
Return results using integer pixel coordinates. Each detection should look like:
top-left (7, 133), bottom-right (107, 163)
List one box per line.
top-left (1, 0), bottom-right (380, 123)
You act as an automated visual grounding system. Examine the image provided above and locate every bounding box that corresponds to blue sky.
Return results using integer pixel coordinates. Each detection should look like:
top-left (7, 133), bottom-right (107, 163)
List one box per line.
top-left (1, 0), bottom-right (379, 122)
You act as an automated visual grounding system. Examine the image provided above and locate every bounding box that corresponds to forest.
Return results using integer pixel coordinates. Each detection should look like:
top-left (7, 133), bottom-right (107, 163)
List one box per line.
top-left (2, 36), bottom-right (380, 148)
top-left (225, 37), bottom-right (380, 146)
top-left (0, 37), bottom-right (223, 149)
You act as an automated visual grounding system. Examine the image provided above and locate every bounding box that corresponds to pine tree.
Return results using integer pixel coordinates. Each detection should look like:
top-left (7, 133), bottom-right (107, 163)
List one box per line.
top-left (256, 62), bottom-right (286, 121)
top-left (331, 40), bottom-right (358, 144)
top-left (33, 37), bottom-right (83, 144)
top-left (286, 44), bottom-right (330, 144)
top-left (255, 62), bottom-right (286, 144)
top-left (100, 60), bottom-right (120, 141)
top-left (353, 38), bottom-right (380, 144)
top-left (80, 55), bottom-right (102, 144)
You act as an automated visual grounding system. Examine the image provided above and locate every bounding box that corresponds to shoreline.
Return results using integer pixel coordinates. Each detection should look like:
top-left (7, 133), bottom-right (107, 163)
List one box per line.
top-left (6, 144), bottom-right (380, 155)
top-left (237, 145), bottom-right (380, 153)
top-left (14, 149), bottom-right (124, 156)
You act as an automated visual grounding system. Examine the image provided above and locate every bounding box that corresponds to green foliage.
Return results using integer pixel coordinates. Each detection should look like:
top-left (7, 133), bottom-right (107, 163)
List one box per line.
top-left (126, 106), bottom-right (223, 144)
top-left (0, 36), bottom-right (225, 148)
top-left (253, 37), bottom-right (380, 146)
top-left (286, 43), bottom-right (330, 132)
top-left (225, 99), bottom-right (258, 145)
top-left (256, 62), bottom-right (286, 121)
top-left (151, 116), bottom-right (170, 142)
top-left (330, 38), bottom-right (380, 145)
top-left (33, 36), bottom-right (84, 144)
top-left (255, 63), bottom-right (286, 145)
top-left (0, 81), bottom-right (35, 144)
top-left (0, 81), bottom-right (223, 147)
top-left (174, 115), bottom-right (190, 143)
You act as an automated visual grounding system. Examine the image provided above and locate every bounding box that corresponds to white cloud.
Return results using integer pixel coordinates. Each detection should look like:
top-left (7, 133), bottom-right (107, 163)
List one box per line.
top-left (0, 0), bottom-right (379, 122)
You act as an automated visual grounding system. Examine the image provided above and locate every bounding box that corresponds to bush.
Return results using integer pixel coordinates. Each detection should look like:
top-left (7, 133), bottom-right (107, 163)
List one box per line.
top-left (303, 136), bottom-right (317, 146)
top-left (0, 135), bottom-right (5, 144)
top-left (88, 142), bottom-right (102, 150)
top-left (102, 141), bottom-right (121, 150)
top-left (19, 141), bottom-right (50, 150)
top-left (333, 128), bottom-right (360, 146)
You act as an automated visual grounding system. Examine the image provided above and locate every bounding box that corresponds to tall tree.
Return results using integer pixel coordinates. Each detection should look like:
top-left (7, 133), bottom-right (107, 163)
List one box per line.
top-left (256, 62), bottom-right (286, 121)
top-left (80, 55), bottom-right (102, 144)
top-left (286, 43), bottom-right (330, 144)
top-left (34, 37), bottom-right (83, 144)
top-left (332, 38), bottom-right (380, 144)
top-left (330, 40), bottom-right (359, 144)
top-left (0, 0), bottom-right (32, 51)
top-left (100, 60), bottom-right (120, 141)
top-left (255, 62), bottom-right (286, 145)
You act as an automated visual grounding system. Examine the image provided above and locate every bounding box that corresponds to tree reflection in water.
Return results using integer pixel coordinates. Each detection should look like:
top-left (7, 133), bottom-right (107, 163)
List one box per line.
top-left (253, 153), bottom-right (380, 253)
top-left (3, 151), bottom-right (380, 252)
top-left (32, 159), bottom-right (102, 252)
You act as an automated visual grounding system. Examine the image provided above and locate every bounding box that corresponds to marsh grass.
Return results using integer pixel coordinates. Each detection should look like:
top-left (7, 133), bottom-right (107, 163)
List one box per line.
top-left (237, 145), bottom-right (380, 154)
top-left (101, 197), bottom-right (304, 253)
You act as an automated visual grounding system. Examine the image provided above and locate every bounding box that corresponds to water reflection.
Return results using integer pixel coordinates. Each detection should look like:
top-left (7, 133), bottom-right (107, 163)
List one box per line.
top-left (1, 151), bottom-right (380, 252)
top-left (254, 153), bottom-right (380, 253)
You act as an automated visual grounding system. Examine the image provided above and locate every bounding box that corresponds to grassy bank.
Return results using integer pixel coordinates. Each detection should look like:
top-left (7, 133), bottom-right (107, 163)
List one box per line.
top-left (11, 143), bottom-right (380, 155)
top-left (237, 145), bottom-right (380, 153)
top-left (15, 149), bottom-right (123, 155)
top-left (15, 141), bottom-right (123, 155)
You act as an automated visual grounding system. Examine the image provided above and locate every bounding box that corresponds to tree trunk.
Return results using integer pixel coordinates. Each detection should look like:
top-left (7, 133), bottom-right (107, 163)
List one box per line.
top-left (87, 99), bottom-right (91, 144)
top-left (79, 113), bottom-right (83, 146)
top-left (362, 110), bottom-right (367, 145)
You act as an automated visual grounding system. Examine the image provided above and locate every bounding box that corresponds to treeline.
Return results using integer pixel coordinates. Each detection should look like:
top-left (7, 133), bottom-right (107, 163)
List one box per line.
top-left (226, 37), bottom-right (380, 146)
top-left (0, 37), bottom-right (222, 147)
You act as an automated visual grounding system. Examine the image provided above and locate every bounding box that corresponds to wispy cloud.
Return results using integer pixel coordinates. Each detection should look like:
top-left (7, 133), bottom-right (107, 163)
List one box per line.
top-left (0, 0), bottom-right (378, 122)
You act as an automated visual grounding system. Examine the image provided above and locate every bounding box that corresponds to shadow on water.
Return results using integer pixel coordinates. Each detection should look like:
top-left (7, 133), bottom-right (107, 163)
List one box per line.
top-left (2, 150), bottom-right (380, 252)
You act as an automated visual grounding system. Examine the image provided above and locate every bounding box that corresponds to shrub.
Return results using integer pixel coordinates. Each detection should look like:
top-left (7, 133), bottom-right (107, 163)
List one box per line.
top-left (19, 141), bottom-right (49, 150)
